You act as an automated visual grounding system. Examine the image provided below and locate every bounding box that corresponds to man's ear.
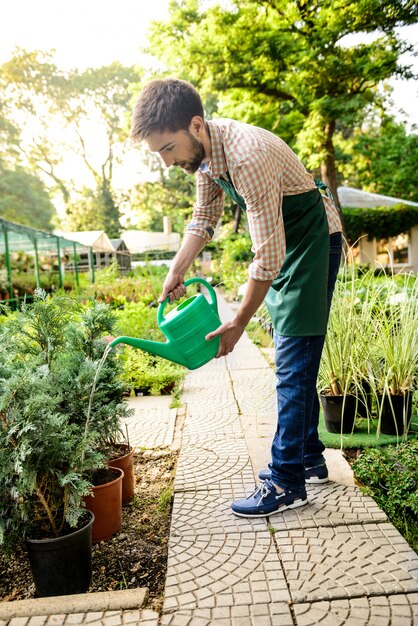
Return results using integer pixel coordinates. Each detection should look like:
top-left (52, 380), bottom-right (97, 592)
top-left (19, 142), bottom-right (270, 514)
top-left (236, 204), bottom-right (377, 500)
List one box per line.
top-left (189, 116), bottom-right (205, 137)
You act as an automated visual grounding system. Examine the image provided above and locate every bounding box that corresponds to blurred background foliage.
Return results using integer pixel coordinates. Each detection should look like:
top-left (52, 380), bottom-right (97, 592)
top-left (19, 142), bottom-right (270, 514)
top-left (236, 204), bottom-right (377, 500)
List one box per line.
top-left (0, 0), bottom-right (417, 236)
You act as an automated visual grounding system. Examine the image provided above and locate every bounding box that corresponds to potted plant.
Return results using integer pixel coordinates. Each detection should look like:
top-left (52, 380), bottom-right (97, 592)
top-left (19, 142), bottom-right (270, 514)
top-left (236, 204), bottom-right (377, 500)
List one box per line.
top-left (319, 266), bottom-right (360, 434)
top-left (50, 298), bottom-right (135, 534)
top-left (0, 291), bottom-right (135, 593)
top-left (365, 274), bottom-right (418, 436)
top-left (0, 292), bottom-right (102, 597)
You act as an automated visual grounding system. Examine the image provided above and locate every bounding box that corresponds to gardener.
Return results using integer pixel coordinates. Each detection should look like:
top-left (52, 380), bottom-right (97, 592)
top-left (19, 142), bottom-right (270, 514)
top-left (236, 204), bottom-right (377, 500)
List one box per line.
top-left (130, 78), bottom-right (343, 517)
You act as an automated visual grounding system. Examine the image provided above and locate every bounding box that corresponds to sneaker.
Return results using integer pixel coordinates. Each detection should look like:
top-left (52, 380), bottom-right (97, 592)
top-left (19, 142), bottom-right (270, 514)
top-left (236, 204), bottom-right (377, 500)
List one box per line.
top-left (230, 480), bottom-right (307, 518)
top-left (258, 463), bottom-right (329, 484)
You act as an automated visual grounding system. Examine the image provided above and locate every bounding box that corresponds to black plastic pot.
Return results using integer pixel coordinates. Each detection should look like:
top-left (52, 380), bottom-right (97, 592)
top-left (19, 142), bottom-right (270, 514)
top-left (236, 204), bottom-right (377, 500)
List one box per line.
top-left (320, 393), bottom-right (356, 434)
top-left (378, 392), bottom-right (412, 436)
top-left (355, 382), bottom-right (372, 418)
top-left (25, 510), bottom-right (94, 598)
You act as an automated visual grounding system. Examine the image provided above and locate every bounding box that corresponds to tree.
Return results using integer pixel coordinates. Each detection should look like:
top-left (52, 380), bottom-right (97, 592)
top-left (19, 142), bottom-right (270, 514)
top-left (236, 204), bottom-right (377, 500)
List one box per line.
top-left (337, 116), bottom-right (418, 202)
top-left (0, 165), bottom-right (56, 230)
top-left (0, 50), bottom-right (142, 235)
top-left (147, 0), bottom-right (417, 204)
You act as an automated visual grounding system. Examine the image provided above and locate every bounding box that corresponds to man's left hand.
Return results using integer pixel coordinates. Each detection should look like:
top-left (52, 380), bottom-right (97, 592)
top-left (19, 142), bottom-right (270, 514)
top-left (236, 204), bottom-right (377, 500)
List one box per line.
top-left (205, 319), bottom-right (245, 358)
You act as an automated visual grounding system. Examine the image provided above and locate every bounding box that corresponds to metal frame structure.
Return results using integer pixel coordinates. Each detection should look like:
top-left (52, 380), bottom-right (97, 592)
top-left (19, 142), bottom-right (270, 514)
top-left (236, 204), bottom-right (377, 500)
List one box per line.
top-left (0, 218), bottom-right (95, 304)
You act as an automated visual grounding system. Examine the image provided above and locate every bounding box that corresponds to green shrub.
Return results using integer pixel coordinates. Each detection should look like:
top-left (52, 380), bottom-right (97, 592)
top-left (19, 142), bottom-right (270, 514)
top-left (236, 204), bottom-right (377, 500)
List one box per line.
top-left (111, 287), bottom-right (190, 396)
top-left (211, 233), bottom-right (252, 296)
top-left (352, 441), bottom-right (418, 551)
top-left (114, 301), bottom-right (164, 342)
top-left (342, 204), bottom-right (418, 243)
top-left (119, 348), bottom-right (185, 396)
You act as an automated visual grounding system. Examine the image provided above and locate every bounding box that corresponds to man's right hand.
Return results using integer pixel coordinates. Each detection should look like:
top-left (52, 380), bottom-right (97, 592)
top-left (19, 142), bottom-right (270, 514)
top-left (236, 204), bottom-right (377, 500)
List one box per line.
top-left (158, 272), bottom-right (187, 303)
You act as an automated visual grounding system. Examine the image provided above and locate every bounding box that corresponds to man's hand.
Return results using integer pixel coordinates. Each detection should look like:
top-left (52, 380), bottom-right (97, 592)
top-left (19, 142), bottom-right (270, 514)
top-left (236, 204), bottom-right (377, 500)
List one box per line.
top-left (158, 233), bottom-right (207, 303)
top-left (205, 319), bottom-right (246, 358)
top-left (159, 272), bottom-right (187, 303)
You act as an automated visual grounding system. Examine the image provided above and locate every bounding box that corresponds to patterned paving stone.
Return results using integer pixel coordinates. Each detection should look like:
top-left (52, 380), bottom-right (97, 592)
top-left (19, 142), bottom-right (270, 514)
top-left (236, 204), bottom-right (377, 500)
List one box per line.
top-left (267, 483), bottom-right (388, 531)
top-left (230, 369), bottom-right (277, 417)
top-left (174, 439), bottom-right (256, 492)
top-left (170, 487), bottom-right (267, 536)
top-left (161, 601), bottom-right (294, 625)
top-left (170, 482), bottom-right (387, 539)
top-left (184, 390), bottom-right (239, 421)
top-left (163, 531), bottom-right (290, 614)
top-left (123, 396), bottom-right (176, 449)
top-left (274, 523), bottom-right (418, 603)
top-left (293, 593), bottom-right (418, 626)
top-left (181, 412), bottom-right (243, 442)
top-left (183, 370), bottom-right (233, 390)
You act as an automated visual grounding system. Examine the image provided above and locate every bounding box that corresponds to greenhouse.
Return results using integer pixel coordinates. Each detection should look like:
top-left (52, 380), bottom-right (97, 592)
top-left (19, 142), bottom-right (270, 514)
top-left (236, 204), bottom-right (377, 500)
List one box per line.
top-left (0, 218), bottom-right (95, 305)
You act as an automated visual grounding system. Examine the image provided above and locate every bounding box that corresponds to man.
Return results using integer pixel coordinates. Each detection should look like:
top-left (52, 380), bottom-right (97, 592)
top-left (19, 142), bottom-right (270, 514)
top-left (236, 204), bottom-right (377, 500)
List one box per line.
top-left (130, 78), bottom-right (343, 518)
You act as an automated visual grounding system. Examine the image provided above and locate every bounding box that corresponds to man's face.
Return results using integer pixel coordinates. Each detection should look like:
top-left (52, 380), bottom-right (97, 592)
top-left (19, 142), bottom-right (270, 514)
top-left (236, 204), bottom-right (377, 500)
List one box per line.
top-left (146, 128), bottom-right (206, 174)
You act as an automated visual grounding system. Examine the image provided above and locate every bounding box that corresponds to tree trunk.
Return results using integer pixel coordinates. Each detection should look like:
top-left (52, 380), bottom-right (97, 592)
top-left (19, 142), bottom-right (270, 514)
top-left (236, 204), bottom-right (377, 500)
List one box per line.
top-left (320, 120), bottom-right (341, 210)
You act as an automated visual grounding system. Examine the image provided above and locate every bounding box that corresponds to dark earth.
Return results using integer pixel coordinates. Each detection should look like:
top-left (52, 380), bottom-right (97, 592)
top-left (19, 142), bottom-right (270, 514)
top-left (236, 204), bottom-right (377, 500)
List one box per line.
top-left (0, 450), bottom-right (177, 613)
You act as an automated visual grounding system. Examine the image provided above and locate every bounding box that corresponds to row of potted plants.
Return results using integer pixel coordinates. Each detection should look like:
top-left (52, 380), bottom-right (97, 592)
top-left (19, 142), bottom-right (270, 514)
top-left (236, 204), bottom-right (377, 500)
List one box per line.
top-left (0, 290), bottom-right (135, 597)
top-left (319, 262), bottom-right (418, 438)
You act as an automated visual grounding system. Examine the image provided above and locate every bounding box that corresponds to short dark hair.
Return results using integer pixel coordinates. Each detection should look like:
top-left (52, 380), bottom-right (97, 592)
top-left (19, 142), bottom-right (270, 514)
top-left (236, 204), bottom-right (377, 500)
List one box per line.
top-left (130, 78), bottom-right (204, 142)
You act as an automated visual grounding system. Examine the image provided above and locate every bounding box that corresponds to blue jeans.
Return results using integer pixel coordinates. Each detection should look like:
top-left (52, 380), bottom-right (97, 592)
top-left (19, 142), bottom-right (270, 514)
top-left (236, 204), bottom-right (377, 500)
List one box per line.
top-left (269, 232), bottom-right (342, 491)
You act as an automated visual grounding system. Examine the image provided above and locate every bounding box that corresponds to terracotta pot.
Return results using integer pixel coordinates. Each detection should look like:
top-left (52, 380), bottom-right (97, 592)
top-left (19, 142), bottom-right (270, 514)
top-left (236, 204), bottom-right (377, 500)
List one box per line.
top-left (25, 511), bottom-right (94, 597)
top-left (84, 467), bottom-right (124, 543)
top-left (108, 444), bottom-right (135, 504)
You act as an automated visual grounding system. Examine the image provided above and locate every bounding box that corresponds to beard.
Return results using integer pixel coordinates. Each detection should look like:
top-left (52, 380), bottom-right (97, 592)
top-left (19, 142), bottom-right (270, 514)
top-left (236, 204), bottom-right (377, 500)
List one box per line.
top-left (176, 133), bottom-right (206, 174)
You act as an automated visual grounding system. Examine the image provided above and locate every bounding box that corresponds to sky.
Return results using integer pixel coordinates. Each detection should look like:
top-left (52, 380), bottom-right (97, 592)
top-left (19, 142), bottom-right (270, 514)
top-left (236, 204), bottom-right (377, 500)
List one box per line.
top-left (0, 0), bottom-right (169, 71)
top-left (1, 0), bottom-right (417, 116)
top-left (1, 0), bottom-right (417, 193)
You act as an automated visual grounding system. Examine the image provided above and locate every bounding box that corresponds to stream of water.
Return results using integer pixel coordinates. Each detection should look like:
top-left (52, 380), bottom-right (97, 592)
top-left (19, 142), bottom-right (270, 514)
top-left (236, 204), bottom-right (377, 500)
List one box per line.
top-left (80, 343), bottom-right (113, 463)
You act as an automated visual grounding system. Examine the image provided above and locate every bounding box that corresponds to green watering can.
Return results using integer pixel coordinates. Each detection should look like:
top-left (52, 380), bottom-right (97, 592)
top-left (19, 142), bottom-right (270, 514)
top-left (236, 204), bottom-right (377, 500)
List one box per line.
top-left (109, 277), bottom-right (221, 370)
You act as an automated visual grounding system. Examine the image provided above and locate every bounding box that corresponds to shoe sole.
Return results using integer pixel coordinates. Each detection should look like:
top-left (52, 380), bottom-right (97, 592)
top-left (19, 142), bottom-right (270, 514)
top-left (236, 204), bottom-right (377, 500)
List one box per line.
top-left (231, 498), bottom-right (308, 518)
top-left (258, 474), bottom-right (330, 484)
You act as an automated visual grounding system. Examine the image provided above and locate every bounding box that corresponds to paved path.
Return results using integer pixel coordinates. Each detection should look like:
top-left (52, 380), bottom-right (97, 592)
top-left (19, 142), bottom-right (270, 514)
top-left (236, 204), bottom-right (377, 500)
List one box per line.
top-left (1, 294), bottom-right (417, 625)
top-left (161, 295), bottom-right (418, 625)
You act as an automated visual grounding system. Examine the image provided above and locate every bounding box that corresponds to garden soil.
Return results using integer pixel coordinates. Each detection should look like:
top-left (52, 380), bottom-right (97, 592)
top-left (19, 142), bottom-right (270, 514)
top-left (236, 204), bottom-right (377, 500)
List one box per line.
top-left (0, 450), bottom-right (177, 613)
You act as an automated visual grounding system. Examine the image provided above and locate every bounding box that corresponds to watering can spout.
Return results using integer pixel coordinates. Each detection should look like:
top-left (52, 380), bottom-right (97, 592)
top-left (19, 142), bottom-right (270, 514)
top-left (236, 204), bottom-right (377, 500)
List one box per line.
top-left (109, 336), bottom-right (184, 366)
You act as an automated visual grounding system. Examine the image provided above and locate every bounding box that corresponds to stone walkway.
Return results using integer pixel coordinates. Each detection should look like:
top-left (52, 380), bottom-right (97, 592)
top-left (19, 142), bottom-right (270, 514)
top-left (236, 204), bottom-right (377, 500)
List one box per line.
top-left (160, 295), bottom-right (418, 625)
top-left (1, 294), bottom-right (417, 625)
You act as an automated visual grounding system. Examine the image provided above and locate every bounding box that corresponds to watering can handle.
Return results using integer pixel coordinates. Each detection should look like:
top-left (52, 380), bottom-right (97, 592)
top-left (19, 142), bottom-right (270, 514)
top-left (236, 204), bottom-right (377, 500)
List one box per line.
top-left (158, 277), bottom-right (218, 325)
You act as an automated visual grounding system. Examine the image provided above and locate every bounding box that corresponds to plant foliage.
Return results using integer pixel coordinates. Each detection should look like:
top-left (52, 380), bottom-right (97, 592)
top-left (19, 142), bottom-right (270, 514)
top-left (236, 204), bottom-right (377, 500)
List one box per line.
top-left (342, 204), bottom-right (418, 243)
top-left (0, 291), bottom-right (132, 554)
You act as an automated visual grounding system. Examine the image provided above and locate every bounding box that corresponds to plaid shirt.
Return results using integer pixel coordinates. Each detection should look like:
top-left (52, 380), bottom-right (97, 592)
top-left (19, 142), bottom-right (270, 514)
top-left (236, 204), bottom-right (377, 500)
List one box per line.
top-left (187, 118), bottom-right (342, 281)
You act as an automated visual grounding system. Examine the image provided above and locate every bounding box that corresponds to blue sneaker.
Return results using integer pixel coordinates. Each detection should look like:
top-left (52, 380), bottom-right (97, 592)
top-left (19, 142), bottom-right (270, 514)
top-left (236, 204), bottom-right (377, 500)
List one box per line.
top-left (230, 480), bottom-right (307, 518)
top-left (258, 463), bottom-right (329, 484)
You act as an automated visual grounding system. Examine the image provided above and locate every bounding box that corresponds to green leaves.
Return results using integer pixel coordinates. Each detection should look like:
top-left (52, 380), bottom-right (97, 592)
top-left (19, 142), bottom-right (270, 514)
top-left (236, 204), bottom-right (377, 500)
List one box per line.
top-left (342, 204), bottom-right (418, 243)
top-left (0, 292), bottom-right (132, 551)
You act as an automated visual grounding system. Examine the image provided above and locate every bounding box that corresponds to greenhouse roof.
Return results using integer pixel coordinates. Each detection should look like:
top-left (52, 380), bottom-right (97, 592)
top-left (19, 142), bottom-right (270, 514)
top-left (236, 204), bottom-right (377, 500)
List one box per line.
top-left (55, 230), bottom-right (115, 253)
top-left (0, 218), bottom-right (91, 254)
top-left (338, 186), bottom-right (418, 209)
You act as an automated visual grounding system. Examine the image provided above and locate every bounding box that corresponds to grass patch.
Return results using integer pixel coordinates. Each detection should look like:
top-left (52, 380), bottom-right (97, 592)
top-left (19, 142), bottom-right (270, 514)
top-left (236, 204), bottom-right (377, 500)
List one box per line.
top-left (318, 413), bottom-right (418, 449)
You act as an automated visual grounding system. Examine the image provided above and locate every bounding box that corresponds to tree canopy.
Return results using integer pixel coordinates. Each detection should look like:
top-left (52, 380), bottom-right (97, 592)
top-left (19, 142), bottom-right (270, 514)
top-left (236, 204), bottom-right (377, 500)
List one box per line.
top-left (0, 165), bottom-right (55, 230)
top-left (147, 0), bottom-right (418, 203)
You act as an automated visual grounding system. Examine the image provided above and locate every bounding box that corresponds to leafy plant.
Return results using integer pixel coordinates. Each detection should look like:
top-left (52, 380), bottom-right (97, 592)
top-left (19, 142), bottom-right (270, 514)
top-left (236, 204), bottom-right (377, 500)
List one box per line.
top-left (0, 291), bottom-right (133, 554)
top-left (342, 204), bottom-right (418, 244)
top-left (352, 441), bottom-right (418, 551)
top-left (119, 349), bottom-right (184, 396)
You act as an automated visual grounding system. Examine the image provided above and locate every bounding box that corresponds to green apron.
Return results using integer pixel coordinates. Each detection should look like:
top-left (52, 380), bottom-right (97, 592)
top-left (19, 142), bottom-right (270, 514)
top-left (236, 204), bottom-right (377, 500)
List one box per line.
top-left (213, 173), bottom-right (330, 336)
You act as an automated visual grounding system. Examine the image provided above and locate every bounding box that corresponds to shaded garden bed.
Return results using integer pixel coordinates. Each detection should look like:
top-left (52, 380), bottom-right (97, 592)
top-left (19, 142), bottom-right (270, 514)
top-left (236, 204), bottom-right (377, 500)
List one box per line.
top-left (0, 450), bottom-right (177, 613)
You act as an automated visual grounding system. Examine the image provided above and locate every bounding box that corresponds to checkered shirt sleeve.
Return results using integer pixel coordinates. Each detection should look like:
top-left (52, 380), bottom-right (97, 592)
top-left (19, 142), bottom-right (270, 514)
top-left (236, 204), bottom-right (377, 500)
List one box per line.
top-left (186, 174), bottom-right (224, 242)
